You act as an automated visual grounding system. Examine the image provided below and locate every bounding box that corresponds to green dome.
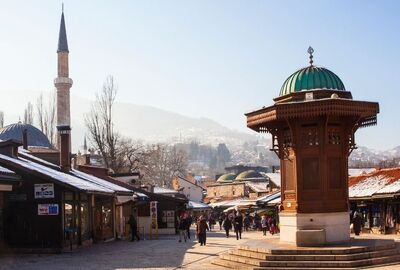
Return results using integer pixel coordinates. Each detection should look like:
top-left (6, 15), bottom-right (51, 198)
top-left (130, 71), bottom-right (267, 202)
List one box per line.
top-left (235, 170), bottom-right (264, 181)
top-left (279, 66), bottom-right (346, 96)
top-left (217, 173), bottom-right (236, 183)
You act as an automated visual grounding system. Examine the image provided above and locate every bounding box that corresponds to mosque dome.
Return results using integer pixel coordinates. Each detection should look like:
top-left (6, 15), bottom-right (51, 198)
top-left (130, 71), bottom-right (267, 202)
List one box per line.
top-left (217, 173), bottom-right (236, 183)
top-left (0, 123), bottom-right (52, 148)
top-left (235, 170), bottom-right (265, 181)
top-left (279, 47), bottom-right (345, 96)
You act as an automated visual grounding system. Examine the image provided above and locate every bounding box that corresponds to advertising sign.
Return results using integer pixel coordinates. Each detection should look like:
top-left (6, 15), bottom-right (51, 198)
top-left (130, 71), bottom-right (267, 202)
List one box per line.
top-left (38, 204), bottom-right (59, 215)
top-left (150, 201), bottom-right (158, 229)
top-left (34, 183), bottom-right (55, 198)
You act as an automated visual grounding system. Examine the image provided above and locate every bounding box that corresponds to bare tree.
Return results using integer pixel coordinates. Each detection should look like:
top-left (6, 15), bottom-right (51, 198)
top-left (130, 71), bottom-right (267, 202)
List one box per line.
top-left (36, 91), bottom-right (57, 146)
top-left (115, 138), bottom-right (145, 173)
top-left (0, 111), bottom-right (4, 128)
top-left (85, 76), bottom-right (120, 171)
top-left (23, 102), bottom-right (34, 125)
top-left (139, 144), bottom-right (188, 187)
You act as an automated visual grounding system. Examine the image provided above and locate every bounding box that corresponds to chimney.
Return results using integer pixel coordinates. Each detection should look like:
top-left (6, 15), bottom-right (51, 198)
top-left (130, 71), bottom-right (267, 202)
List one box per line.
top-left (22, 129), bottom-right (28, 150)
top-left (57, 125), bottom-right (71, 172)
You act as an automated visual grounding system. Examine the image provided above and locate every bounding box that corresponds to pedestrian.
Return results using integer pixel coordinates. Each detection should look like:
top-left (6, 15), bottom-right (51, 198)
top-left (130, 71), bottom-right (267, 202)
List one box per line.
top-left (127, 214), bottom-right (140, 242)
top-left (269, 216), bottom-right (278, 235)
top-left (234, 211), bottom-right (243, 240)
top-left (208, 214), bottom-right (215, 231)
top-left (178, 216), bottom-right (188, 242)
top-left (243, 214), bottom-right (250, 231)
top-left (261, 215), bottom-right (268, 236)
top-left (223, 215), bottom-right (232, 238)
top-left (186, 214), bottom-right (193, 240)
top-left (197, 215), bottom-right (209, 246)
top-left (352, 212), bottom-right (363, 236)
top-left (218, 214), bottom-right (224, 231)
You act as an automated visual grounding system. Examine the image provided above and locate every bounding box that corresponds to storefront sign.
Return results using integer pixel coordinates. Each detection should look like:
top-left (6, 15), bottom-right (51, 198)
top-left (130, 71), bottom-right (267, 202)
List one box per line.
top-left (34, 183), bottom-right (54, 198)
top-left (150, 201), bottom-right (158, 229)
top-left (38, 204), bottom-right (59, 215)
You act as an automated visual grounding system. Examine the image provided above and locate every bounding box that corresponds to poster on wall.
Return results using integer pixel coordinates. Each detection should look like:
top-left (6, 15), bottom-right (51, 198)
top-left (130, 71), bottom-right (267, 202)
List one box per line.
top-left (34, 183), bottom-right (55, 198)
top-left (38, 204), bottom-right (59, 215)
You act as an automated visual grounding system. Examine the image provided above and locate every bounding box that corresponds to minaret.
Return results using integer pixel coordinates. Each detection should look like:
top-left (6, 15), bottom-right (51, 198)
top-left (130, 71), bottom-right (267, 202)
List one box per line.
top-left (55, 7), bottom-right (73, 130)
top-left (55, 6), bottom-right (73, 171)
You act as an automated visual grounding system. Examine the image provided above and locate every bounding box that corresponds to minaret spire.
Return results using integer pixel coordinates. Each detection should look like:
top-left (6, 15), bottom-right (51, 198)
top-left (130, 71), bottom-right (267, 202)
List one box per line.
top-left (55, 6), bottom-right (73, 153)
top-left (58, 5), bottom-right (69, 53)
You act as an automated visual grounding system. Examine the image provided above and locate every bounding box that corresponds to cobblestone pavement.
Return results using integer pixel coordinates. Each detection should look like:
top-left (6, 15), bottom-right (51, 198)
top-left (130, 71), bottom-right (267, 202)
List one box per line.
top-left (1, 229), bottom-right (400, 270)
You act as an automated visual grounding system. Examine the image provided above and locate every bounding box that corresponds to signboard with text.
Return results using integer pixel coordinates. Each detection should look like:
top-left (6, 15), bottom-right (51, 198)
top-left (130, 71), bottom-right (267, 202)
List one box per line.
top-left (38, 204), bottom-right (59, 215)
top-left (34, 183), bottom-right (54, 199)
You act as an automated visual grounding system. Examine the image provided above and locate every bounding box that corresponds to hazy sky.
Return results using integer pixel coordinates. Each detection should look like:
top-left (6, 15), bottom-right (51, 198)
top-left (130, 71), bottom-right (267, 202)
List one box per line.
top-left (0, 0), bottom-right (398, 150)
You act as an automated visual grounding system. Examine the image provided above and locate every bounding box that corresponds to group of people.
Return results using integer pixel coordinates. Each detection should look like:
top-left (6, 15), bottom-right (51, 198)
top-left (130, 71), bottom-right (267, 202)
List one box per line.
top-left (221, 212), bottom-right (244, 240)
top-left (218, 211), bottom-right (279, 238)
top-left (178, 213), bottom-right (209, 246)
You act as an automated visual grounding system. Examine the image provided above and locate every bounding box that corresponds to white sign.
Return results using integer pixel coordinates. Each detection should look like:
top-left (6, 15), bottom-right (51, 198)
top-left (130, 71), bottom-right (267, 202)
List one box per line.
top-left (38, 204), bottom-right (59, 215)
top-left (34, 183), bottom-right (54, 198)
top-left (305, 92), bottom-right (314, 101)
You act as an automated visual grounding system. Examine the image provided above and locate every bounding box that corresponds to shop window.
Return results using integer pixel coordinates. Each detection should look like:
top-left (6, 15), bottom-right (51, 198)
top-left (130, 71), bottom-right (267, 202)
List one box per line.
top-left (64, 203), bottom-right (75, 240)
top-left (162, 210), bottom-right (175, 228)
top-left (102, 204), bottom-right (112, 229)
top-left (80, 202), bottom-right (90, 238)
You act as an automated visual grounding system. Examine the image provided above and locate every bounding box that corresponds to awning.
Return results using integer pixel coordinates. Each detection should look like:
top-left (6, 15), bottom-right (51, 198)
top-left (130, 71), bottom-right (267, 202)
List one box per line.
top-left (117, 192), bottom-right (149, 205)
top-left (187, 200), bottom-right (211, 210)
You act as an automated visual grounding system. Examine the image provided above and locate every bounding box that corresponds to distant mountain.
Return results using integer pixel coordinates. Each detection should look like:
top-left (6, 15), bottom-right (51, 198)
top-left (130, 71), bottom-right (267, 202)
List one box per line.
top-left (70, 97), bottom-right (260, 151)
top-left (349, 145), bottom-right (400, 166)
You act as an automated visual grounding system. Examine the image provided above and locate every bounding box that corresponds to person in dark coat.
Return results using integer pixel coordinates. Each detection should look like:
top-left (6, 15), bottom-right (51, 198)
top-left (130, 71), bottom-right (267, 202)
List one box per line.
top-left (186, 214), bottom-right (193, 239)
top-left (128, 214), bottom-right (140, 241)
top-left (353, 212), bottom-right (363, 236)
top-left (223, 216), bottom-right (232, 238)
top-left (178, 216), bottom-right (188, 242)
top-left (196, 215), bottom-right (209, 246)
top-left (234, 212), bottom-right (243, 240)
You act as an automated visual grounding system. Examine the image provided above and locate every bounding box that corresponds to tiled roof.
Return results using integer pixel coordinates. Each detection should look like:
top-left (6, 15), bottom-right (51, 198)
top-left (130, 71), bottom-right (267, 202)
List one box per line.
top-left (349, 167), bottom-right (400, 198)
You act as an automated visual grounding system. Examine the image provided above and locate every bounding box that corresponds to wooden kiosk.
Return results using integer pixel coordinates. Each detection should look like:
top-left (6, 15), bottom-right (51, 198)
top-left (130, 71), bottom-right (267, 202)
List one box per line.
top-left (245, 48), bottom-right (379, 246)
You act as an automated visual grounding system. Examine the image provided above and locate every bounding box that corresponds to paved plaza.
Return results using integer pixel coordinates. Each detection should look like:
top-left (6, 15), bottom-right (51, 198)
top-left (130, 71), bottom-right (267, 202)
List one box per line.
top-left (1, 228), bottom-right (400, 270)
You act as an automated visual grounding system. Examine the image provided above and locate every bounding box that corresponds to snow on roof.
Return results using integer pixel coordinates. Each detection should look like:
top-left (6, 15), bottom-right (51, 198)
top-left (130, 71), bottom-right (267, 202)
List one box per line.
top-left (154, 186), bottom-right (178, 194)
top-left (265, 173), bottom-right (281, 187)
top-left (187, 200), bottom-right (211, 209)
top-left (0, 154), bottom-right (114, 194)
top-left (71, 169), bottom-right (131, 193)
top-left (349, 168), bottom-right (400, 198)
top-left (246, 182), bottom-right (270, 192)
top-left (18, 148), bottom-right (59, 169)
top-left (267, 196), bottom-right (281, 205)
top-left (348, 168), bottom-right (376, 176)
top-left (0, 165), bottom-right (15, 175)
top-left (257, 191), bottom-right (281, 204)
top-left (209, 197), bottom-right (245, 208)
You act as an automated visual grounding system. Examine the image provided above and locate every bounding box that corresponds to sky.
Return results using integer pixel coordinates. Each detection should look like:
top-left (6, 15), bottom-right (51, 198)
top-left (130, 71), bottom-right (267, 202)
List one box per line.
top-left (0, 0), bottom-right (399, 150)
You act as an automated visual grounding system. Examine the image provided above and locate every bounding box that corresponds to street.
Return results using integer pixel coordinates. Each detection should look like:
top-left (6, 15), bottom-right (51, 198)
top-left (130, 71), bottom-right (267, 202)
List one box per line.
top-left (1, 229), bottom-right (400, 270)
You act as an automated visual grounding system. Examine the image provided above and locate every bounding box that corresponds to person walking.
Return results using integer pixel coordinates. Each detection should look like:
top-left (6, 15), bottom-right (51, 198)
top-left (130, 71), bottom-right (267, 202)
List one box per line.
top-left (223, 215), bottom-right (232, 238)
top-left (197, 215), bottom-right (209, 246)
top-left (128, 214), bottom-right (140, 242)
top-left (261, 215), bottom-right (268, 236)
top-left (243, 213), bottom-right (251, 232)
top-left (186, 214), bottom-right (193, 240)
top-left (178, 216), bottom-right (188, 242)
top-left (352, 212), bottom-right (363, 236)
top-left (234, 212), bottom-right (243, 240)
top-left (218, 214), bottom-right (224, 231)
